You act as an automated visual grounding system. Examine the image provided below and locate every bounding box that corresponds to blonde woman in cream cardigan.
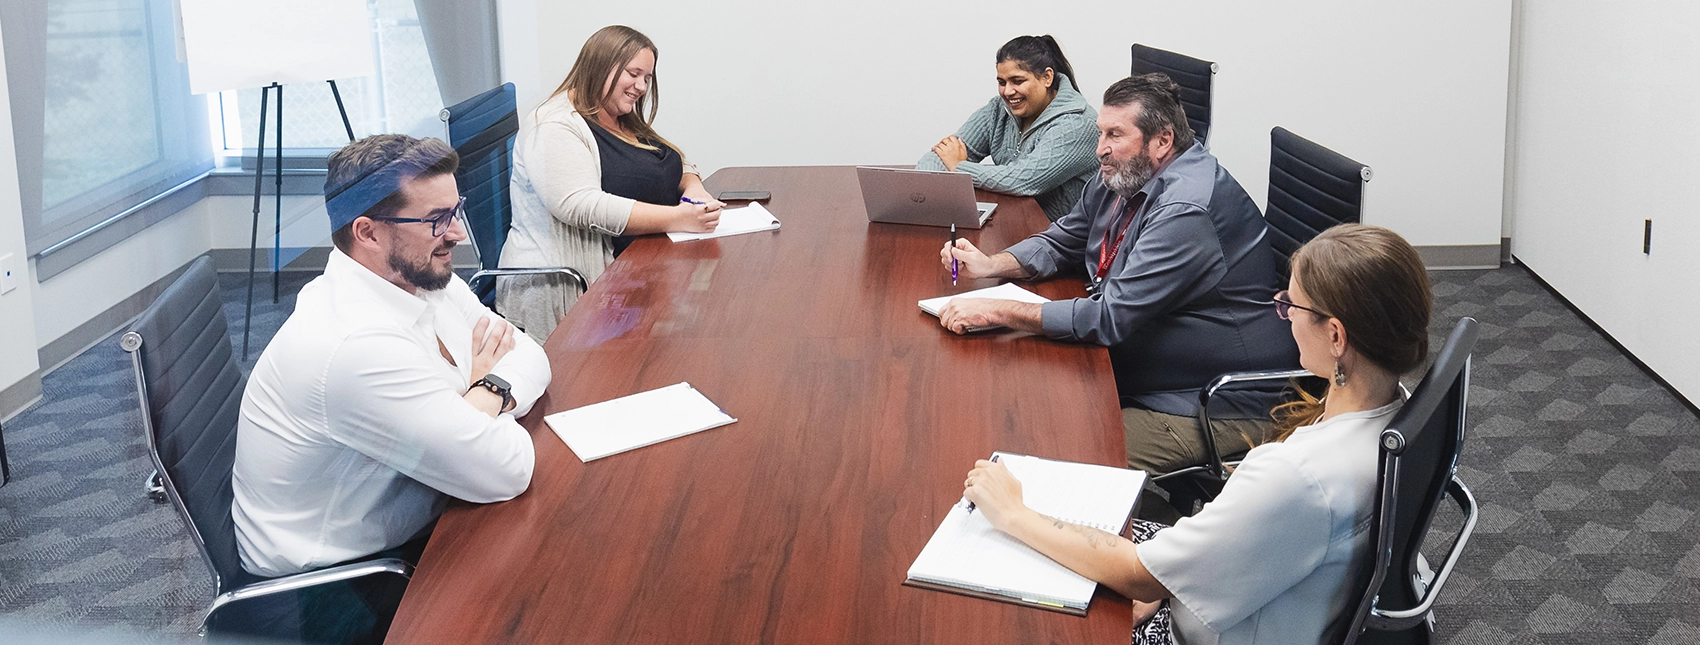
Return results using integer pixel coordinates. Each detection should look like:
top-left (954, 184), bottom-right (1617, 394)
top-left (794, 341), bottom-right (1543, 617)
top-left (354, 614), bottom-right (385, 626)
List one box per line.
top-left (498, 25), bottom-right (722, 343)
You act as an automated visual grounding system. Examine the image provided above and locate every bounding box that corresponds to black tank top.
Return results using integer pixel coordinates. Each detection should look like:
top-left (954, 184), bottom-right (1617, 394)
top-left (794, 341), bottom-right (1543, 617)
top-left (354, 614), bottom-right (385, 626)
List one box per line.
top-left (587, 121), bottom-right (683, 255)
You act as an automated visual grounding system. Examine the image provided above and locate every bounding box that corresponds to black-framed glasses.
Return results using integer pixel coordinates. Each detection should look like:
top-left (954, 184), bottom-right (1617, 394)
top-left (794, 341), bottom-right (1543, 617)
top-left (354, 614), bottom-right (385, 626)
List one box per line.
top-left (1272, 290), bottom-right (1330, 321)
top-left (370, 196), bottom-right (466, 237)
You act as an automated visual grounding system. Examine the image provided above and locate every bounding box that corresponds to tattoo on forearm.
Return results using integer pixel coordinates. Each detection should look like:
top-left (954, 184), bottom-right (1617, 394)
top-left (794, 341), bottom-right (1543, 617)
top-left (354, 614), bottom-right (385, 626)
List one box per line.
top-left (1051, 517), bottom-right (1118, 549)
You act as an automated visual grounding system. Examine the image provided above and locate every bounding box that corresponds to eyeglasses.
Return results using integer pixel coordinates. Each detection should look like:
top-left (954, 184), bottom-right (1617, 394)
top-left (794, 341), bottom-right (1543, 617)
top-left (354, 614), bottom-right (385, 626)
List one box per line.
top-left (369, 196), bottom-right (466, 237)
top-left (1272, 290), bottom-right (1330, 321)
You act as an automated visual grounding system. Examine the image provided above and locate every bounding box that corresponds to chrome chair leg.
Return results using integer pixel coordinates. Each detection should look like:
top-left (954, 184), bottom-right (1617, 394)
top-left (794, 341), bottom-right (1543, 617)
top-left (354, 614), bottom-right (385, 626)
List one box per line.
top-left (146, 469), bottom-right (168, 503)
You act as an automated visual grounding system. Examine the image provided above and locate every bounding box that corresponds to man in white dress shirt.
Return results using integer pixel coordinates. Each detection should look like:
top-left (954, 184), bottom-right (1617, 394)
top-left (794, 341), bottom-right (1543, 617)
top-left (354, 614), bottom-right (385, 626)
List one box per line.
top-left (227, 134), bottom-right (551, 642)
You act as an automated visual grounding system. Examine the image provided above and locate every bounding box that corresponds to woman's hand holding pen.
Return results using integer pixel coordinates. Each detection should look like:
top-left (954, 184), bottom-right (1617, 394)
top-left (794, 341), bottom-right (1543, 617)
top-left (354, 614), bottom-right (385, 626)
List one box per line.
top-left (681, 187), bottom-right (721, 209)
top-left (673, 197), bottom-right (723, 233)
top-left (963, 458), bottom-right (1029, 532)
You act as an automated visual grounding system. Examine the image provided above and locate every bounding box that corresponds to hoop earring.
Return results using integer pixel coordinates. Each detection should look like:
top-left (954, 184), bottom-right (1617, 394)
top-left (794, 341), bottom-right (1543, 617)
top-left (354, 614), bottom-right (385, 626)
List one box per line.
top-left (1333, 360), bottom-right (1347, 387)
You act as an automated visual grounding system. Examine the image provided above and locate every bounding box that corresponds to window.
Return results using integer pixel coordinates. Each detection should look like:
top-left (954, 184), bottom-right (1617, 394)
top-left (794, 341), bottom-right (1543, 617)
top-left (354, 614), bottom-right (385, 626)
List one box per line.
top-left (4, 0), bottom-right (213, 255)
top-left (215, 0), bottom-right (444, 158)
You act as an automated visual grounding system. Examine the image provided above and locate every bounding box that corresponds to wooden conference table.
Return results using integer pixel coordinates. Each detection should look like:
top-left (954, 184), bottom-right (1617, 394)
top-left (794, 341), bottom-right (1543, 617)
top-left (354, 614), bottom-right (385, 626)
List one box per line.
top-left (387, 166), bottom-right (1129, 643)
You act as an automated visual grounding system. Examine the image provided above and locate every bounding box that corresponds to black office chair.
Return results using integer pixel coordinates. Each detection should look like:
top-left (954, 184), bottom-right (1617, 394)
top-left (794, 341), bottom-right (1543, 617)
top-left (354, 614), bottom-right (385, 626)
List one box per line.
top-left (1339, 317), bottom-right (1479, 645)
top-left (440, 83), bottom-right (586, 309)
top-left (1265, 126), bottom-right (1372, 276)
top-left (1152, 128), bottom-right (1372, 511)
top-left (122, 256), bottom-right (412, 638)
top-left (1130, 44), bottom-right (1217, 145)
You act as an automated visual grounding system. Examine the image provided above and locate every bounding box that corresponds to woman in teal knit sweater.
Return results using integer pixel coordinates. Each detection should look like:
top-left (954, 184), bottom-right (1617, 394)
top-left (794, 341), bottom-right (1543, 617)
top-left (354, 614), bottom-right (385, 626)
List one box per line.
top-left (917, 35), bottom-right (1099, 221)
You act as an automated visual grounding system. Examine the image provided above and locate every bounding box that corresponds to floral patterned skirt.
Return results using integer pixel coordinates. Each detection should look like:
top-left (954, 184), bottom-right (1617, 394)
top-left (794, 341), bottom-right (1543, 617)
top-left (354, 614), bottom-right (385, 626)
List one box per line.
top-left (1128, 519), bottom-right (1174, 645)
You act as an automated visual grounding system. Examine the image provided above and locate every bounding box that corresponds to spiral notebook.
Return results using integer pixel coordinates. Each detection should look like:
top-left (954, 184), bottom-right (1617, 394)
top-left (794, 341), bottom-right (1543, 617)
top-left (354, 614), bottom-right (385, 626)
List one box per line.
top-left (904, 452), bottom-right (1145, 615)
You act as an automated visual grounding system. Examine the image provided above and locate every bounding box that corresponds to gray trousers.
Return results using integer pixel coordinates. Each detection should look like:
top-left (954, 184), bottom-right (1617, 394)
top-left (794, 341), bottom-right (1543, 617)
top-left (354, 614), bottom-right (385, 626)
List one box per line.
top-left (1121, 407), bottom-right (1269, 475)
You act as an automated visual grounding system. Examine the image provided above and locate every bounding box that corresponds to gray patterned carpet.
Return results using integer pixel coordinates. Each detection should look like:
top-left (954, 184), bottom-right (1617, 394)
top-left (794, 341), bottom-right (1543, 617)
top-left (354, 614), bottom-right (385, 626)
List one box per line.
top-left (0, 263), bottom-right (1697, 643)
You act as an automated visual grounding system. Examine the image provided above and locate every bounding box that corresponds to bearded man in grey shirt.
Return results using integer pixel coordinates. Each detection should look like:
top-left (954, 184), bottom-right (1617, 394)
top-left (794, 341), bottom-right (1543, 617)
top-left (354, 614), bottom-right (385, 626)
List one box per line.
top-left (939, 74), bottom-right (1299, 478)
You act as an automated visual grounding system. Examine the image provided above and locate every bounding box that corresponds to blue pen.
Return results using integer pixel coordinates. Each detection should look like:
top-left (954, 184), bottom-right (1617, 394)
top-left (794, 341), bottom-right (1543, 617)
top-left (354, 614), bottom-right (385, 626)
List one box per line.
top-left (950, 224), bottom-right (959, 286)
top-left (965, 454), bottom-right (999, 514)
top-left (680, 197), bottom-right (707, 205)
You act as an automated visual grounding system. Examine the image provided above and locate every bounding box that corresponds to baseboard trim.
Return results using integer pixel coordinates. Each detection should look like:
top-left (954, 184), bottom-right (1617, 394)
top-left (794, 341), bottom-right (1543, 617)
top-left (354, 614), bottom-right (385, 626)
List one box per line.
top-left (1414, 244), bottom-right (1501, 270)
top-left (0, 371), bottom-right (43, 423)
top-left (36, 258), bottom-right (197, 377)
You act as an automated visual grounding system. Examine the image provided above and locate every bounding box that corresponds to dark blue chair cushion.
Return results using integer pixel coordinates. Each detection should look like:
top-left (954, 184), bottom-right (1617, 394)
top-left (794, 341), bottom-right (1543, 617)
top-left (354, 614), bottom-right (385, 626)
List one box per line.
top-left (443, 83), bottom-right (520, 307)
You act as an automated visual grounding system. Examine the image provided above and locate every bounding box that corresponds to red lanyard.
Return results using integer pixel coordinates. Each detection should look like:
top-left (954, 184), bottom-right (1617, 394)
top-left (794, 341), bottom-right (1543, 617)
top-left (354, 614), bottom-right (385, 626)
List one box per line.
top-left (1095, 194), bottom-right (1144, 282)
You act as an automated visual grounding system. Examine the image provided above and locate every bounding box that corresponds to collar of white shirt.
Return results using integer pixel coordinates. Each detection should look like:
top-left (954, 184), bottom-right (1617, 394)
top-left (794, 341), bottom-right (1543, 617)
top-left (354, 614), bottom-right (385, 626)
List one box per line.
top-left (323, 247), bottom-right (434, 328)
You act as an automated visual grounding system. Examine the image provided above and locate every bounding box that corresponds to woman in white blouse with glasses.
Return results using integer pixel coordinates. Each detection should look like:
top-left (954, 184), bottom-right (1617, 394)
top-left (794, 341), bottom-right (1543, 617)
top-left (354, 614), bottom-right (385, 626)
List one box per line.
top-left (963, 224), bottom-right (1433, 645)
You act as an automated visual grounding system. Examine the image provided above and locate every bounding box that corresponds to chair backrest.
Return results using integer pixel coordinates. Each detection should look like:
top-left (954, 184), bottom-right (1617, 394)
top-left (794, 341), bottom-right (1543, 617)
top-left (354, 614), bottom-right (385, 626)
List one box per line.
top-left (1339, 317), bottom-right (1478, 645)
top-left (1130, 44), bottom-right (1217, 144)
top-left (1265, 127), bottom-right (1371, 275)
top-left (441, 82), bottom-right (520, 304)
top-left (121, 256), bottom-right (247, 593)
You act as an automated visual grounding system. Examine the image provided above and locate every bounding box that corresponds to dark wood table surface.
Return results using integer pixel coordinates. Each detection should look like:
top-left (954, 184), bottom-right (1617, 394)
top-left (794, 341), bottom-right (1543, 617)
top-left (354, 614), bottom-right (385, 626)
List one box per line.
top-left (386, 166), bottom-right (1130, 644)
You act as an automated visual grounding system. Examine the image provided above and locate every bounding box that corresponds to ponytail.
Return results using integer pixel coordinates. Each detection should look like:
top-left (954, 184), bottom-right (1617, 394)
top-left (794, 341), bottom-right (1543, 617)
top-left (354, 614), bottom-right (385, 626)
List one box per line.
top-left (996, 35), bottom-right (1079, 93)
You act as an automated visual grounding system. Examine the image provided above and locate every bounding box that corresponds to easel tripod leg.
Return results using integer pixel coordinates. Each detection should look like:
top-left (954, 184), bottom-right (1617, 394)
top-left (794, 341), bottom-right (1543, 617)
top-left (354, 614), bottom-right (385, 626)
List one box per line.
top-left (243, 84), bottom-right (273, 360)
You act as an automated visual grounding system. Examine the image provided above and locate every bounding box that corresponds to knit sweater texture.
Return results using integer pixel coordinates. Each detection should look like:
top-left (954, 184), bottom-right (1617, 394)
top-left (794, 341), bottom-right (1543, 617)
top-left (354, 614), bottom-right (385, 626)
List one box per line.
top-left (917, 74), bottom-right (1099, 221)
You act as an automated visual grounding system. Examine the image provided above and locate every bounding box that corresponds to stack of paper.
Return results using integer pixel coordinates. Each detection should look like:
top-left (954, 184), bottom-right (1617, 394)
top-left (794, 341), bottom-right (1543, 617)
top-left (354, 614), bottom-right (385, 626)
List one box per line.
top-left (544, 382), bottom-right (737, 462)
top-left (904, 452), bottom-right (1145, 614)
top-left (668, 203), bottom-right (781, 242)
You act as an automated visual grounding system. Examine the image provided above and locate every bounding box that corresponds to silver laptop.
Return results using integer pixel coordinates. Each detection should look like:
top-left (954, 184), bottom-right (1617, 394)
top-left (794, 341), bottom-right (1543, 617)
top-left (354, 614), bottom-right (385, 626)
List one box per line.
top-left (857, 166), bottom-right (997, 229)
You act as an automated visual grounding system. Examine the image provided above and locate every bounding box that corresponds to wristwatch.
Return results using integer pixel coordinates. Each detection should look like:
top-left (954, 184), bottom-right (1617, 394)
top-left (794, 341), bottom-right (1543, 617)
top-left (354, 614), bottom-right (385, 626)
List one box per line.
top-left (471, 374), bottom-right (514, 413)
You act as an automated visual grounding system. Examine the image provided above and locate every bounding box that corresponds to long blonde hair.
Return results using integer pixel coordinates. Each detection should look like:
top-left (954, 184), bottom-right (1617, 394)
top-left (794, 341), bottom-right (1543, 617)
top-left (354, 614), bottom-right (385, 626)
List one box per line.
top-left (551, 25), bottom-right (682, 156)
top-left (1267, 224), bottom-right (1433, 443)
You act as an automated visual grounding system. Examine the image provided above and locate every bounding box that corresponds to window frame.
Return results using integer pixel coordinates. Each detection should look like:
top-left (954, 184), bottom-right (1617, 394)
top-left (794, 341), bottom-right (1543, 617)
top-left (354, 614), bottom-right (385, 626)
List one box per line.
top-left (8, 0), bottom-right (214, 259)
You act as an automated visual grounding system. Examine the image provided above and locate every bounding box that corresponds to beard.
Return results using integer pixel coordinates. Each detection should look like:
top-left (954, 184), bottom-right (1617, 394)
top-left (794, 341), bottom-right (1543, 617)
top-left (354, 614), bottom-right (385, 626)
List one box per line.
top-left (1101, 149), bottom-right (1158, 198)
top-left (388, 241), bottom-right (455, 292)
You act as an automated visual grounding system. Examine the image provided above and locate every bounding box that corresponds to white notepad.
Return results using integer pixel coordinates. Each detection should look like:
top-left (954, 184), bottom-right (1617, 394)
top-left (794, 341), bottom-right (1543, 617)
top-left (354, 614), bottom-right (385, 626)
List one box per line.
top-left (667, 203), bottom-right (781, 242)
top-left (544, 382), bottom-right (737, 462)
top-left (918, 283), bottom-right (1052, 333)
top-left (905, 452), bottom-right (1145, 614)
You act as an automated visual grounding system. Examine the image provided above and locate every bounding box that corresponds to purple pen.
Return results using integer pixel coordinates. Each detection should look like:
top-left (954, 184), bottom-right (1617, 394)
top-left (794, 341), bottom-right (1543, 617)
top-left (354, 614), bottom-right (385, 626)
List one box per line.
top-left (950, 224), bottom-right (959, 286)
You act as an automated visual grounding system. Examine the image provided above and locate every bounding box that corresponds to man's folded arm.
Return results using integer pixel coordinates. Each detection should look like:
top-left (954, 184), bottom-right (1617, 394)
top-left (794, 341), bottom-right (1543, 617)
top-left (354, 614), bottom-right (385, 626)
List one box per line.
top-left (324, 328), bottom-right (536, 503)
top-left (447, 280), bottom-right (552, 417)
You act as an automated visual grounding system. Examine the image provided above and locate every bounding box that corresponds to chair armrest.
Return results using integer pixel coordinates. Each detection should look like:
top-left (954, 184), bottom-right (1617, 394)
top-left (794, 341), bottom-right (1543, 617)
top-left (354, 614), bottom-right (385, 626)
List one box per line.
top-left (469, 267), bottom-right (589, 293)
top-left (1366, 476), bottom-right (1478, 630)
top-left (1191, 369), bottom-right (1314, 480)
top-left (203, 557), bottom-right (414, 631)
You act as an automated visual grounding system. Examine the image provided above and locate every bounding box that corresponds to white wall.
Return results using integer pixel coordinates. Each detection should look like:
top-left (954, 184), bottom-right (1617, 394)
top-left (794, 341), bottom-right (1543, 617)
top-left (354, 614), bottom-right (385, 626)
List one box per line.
top-left (1508, 1), bottom-right (1700, 401)
top-left (204, 195), bottom-right (330, 250)
top-left (30, 203), bottom-right (213, 350)
top-left (0, 26), bottom-right (42, 405)
top-left (500, 0), bottom-right (1511, 249)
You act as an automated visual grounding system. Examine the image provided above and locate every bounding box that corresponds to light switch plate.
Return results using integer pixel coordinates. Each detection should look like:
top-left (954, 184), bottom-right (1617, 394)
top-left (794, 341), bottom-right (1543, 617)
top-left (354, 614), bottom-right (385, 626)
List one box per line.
top-left (0, 253), bottom-right (16, 294)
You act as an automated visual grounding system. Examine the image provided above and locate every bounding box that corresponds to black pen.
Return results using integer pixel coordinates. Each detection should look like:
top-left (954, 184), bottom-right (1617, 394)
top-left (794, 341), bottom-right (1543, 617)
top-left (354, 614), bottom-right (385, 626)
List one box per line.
top-left (965, 454), bottom-right (1000, 514)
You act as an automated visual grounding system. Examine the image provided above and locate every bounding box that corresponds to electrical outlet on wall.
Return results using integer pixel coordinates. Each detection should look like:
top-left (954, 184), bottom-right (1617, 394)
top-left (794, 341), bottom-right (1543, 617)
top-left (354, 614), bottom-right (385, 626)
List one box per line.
top-left (0, 253), bottom-right (15, 294)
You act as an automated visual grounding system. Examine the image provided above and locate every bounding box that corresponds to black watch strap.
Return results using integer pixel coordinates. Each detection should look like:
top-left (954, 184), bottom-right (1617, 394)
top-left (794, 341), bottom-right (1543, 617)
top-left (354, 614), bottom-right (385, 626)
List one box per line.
top-left (472, 374), bottom-right (514, 412)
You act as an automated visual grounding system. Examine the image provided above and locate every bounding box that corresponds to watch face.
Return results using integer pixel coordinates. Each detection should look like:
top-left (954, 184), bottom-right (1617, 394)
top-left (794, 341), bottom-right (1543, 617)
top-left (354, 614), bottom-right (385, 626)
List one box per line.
top-left (482, 374), bottom-right (511, 391)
